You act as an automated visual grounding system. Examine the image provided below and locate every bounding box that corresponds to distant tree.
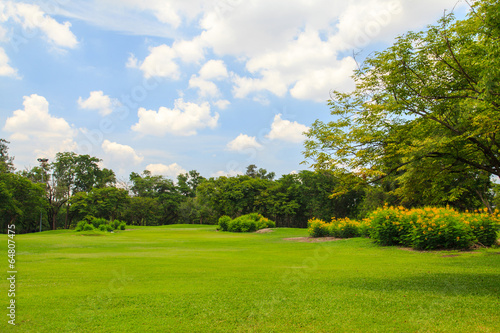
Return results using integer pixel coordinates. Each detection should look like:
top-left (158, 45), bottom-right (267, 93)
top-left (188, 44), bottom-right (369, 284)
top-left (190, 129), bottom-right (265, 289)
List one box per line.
top-left (69, 187), bottom-right (129, 222)
top-left (245, 164), bottom-right (275, 180)
top-left (129, 170), bottom-right (182, 224)
top-left (0, 139), bottom-right (14, 173)
top-left (177, 170), bottom-right (206, 198)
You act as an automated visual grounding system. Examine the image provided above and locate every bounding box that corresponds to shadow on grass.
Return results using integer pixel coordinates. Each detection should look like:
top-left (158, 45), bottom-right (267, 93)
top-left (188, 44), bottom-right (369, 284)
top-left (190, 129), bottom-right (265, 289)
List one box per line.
top-left (339, 273), bottom-right (500, 297)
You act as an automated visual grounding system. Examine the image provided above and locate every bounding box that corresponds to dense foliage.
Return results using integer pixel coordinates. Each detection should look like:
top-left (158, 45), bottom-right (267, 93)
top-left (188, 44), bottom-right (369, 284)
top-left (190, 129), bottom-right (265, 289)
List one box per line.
top-left (304, 0), bottom-right (500, 211)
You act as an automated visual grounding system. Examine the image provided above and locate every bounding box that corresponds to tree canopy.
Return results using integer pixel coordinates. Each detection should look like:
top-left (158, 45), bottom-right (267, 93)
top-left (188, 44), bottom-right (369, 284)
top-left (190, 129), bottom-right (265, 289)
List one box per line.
top-left (304, 0), bottom-right (500, 207)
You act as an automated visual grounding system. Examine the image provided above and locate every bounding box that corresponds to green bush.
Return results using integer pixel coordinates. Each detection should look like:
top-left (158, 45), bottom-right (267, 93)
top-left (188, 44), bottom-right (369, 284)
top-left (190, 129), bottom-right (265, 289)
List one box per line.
top-left (119, 222), bottom-right (126, 230)
top-left (227, 219), bottom-right (241, 232)
top-left (90, 217), bottom-right (108, 229)
top-left (75, 220), bottom-right (88, 232)
top-left (98, 224), bottom-right (114, 232)
top-left (219, 213), bottom-right (275, 233)
top-left (82, 223), bottom-right (95, 231)
top-left (218, 215), bottom-right (232, 231)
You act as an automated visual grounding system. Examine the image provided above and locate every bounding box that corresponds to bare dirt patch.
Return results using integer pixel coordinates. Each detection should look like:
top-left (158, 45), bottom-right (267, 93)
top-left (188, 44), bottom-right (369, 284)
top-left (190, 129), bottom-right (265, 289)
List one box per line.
top-left (255, 228), bottom-right (274, 233)
top-left (441, 254), bottom-right (460, 258)
top-left (283, 237), bottom-right (342, 243)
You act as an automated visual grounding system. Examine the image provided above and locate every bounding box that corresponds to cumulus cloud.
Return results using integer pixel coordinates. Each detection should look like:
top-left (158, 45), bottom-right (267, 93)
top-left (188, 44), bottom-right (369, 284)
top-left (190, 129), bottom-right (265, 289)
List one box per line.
top-left (130, 37), bottom-right (205, 79)
top-left (2, 1), bottom-right (78, 49)
top-left (226, 134), bottom-right (262, 152)
top-left (2, 94), bottom-right (77, 158)
top-left (78, 91), bottom-right (118, 116)
top-left (213, 99), bottom-right (230, 110)
top-left (101, 140), bottom-right (143, 165)
top-left (199, 60), bottom-right (228, 80)
top-left (189, 75), bottom-right (220, 97)
top-left (146, 163), bottom-right (187, 178)
top-left (0, 47), bottom-right (19, 78)
top-left (189, 59), bottom-right (230, 97)
top-left (266, 114), bottom-right (309, 143)
top-left (131, 98), bottom-right (219, 136)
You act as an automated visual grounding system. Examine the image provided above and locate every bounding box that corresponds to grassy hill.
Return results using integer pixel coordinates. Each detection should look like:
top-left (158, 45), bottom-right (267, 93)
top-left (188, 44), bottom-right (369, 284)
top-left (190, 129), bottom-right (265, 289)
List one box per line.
top-left (2, 225), bottom-right (499, 332)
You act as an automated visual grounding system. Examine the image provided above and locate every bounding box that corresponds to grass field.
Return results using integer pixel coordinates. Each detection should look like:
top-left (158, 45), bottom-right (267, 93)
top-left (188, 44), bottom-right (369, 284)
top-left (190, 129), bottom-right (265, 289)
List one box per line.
top-left (2, 225), bottom-right (500, 332)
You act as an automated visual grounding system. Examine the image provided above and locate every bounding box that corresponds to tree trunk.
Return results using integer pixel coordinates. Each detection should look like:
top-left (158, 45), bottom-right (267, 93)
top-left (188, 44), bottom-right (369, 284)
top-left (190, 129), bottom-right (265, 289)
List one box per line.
top-left (475, 189), bottom-right (493, 214)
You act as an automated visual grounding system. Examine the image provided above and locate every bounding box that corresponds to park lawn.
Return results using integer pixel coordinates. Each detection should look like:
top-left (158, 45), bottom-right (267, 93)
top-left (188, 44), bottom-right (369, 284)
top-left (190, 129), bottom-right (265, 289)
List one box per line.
top-left (1, 225), bottom-right (499, 333)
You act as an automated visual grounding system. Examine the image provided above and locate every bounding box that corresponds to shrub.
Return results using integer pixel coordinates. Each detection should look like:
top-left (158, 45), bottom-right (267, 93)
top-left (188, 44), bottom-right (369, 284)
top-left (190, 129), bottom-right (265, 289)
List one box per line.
top-left (368, 208), bottom-right (405, 246)
top-left (119, 222), bottom-right (126, 230)
top-left (218, 215), bottom-right (232, 231)
top-left (75, 220), bottom-right (88, 232)
top-left (219, 213), bottom-right (276, 232)
top-left (365, 206), bottom-right (500, 250)
top-left (238, 218), bottom-right (257, 232)
top-left (90, 217), bottom-right (108, 229)
top-left (82, 223), bottom-right (95, 231)
top-left (308, 218), bottom-right (330, 237)
top-left (335, 218), bottom-right (362, 238)
top-left (98, 224), bottom-right (114, 232)
top-left (227, 219), bottom-right (242, 232)
top-left (468, 213), bottom-right (499, 247)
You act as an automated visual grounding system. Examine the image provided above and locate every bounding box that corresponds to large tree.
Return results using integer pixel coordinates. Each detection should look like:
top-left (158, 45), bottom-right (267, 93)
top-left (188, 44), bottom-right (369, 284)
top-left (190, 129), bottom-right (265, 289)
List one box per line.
top-left (304, 0), bottom-right (499, 208)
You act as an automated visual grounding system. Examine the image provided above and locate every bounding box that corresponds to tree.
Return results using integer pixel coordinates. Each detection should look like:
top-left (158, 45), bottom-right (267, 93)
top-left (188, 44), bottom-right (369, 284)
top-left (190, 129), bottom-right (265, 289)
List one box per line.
top-left (245, 164), bottom-right (275, 180)
top-left (69, 187), bottom-right (129, 222)
top-left (129, 170), bottom-right (183, 224)
top-left (0, 139), bottom-right (14, 173)
top-left (177, 170), bottom-right (205, 198)
top-left (304, 0), bottom-right (500, 209)
top-left (0, 172), bottom-right (46, 233)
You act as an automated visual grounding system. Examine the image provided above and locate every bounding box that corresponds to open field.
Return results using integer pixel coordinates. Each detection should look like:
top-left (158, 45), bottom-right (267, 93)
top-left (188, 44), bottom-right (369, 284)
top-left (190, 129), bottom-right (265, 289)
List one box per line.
top-left (2, 225), bottom-right (500, 332)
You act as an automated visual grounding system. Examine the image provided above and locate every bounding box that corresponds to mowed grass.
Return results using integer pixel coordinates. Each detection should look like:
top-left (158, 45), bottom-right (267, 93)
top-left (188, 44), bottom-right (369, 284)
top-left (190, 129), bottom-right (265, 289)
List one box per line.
top-left (1, 225), bottom-right (500, 333)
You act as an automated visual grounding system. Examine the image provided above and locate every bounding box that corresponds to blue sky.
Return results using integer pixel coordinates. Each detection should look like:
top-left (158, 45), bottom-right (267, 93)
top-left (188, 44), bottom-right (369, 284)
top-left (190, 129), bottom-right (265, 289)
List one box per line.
top-left (0, 0), bottom-right (468, 182)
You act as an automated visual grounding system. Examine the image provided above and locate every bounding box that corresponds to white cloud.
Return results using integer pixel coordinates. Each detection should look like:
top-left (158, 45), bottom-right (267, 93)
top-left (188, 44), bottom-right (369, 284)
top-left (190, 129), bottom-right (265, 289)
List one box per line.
top-left (211, 169), bottom-right (243, 178)
top-left (126, 53), bottom-right (138, 68)
top-left (189, 75), bottom-right (219, 97)
top-left (131, 98), bottom-right (219, 136)
top-left (199, 60), bottom-right (228, 80)
top-left (2, 94), bottom-right (77, 159)
top-left (3, 1), bottom-right (78, 49)
top-left (266, 114), bottom-right (309, 143)
top-left (78, 91), bottom-right (118, 116)
top-left (213, 99), bottom-right (230, 110)
top-left (146, 163), bottom-right (187, 178)
top-left (137, 44), bottom-right (180, 79)
top-left (131, 37), bottom-right (205, 79)
top-left (226, 134), bottom-right (262, 152)
top-left (189, 59), bottom-right (229, 97)
top-left (0, 47), bottom-right (18, 78)
top-left (101, 140), bottom-right (143, 165)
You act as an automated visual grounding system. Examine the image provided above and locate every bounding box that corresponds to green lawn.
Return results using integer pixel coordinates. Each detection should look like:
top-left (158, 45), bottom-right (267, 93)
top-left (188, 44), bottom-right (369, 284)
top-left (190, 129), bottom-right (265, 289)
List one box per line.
top-left (2, 225), bottom-right (499, 332)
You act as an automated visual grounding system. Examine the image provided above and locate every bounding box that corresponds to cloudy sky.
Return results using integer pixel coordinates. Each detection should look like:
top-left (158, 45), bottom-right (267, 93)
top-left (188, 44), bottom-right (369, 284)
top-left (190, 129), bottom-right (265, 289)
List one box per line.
top-left (0, 0), bottom-right (468, 181)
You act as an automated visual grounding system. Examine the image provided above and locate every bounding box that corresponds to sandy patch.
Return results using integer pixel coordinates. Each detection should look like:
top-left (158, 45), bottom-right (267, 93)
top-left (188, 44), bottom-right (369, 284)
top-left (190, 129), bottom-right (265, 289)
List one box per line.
top-left (283, 237), bottom-right (342, 243)
top-left (255, 228), bottom-right (274, 233)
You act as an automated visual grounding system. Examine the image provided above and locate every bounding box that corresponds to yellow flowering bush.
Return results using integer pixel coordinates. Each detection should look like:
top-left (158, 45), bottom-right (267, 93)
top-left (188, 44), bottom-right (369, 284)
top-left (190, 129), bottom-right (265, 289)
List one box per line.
top-left (366, 206), bottom-right (500, 250)
top-left (308, 217), bottom-right (370, 238)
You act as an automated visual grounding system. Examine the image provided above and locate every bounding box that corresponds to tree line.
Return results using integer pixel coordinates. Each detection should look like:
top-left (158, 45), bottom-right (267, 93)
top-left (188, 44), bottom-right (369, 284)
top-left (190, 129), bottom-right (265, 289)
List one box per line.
top-left (1, 137), bottom-right (498, 234)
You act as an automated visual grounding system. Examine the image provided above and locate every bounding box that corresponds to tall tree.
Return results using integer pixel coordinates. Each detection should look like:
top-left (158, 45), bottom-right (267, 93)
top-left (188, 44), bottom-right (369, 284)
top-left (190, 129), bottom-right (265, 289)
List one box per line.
top-left (304, 0), bottom-right (500, 208)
